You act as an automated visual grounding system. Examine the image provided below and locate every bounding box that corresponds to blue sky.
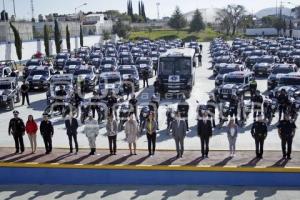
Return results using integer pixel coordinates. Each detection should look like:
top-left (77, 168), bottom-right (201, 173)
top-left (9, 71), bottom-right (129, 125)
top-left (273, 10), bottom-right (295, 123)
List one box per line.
top-left (2, 0), bottom-right (299, 20)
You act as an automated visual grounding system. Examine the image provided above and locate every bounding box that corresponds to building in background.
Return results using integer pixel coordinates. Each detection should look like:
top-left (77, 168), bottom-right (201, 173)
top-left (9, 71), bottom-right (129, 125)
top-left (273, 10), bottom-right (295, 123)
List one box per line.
top-left (82, 13), bottom-right (113, 35)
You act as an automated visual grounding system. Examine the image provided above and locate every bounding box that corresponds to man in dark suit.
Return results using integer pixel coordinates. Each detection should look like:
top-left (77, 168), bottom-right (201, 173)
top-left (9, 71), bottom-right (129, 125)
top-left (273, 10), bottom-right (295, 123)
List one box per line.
top-left (65, 113), bottom-right (79, 154)
top-left (197, 112), bottom-right (213, 158)
top-left (8, 110), bottom-right (25, 154)
top-left (277, 114), bottom-right (296, 160)
top-left (251, 115), bottom-right (268, 159)
top-left (142, 69), bottom-right (149, 88)
top-left (40, 113), bottom-right (54, 154)
top-left (170, 111), bottom-right (187, 158)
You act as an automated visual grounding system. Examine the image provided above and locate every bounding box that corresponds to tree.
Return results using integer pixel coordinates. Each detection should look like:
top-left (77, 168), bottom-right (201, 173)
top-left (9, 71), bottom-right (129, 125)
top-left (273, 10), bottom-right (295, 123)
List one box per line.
top-left (54, 19), bottom-right (62, 54)
top-left (9, 22), bottom-right (22, 61)
top-left (80, 25), bottom-right (83, 47)
top-left (274, 17), bottom-right (284, 35)
top-left (141, 1), bottom-right (146, 22)
top-left (283, 19), bottom-right (287, 36)
top-left (43, 24), bottom-right (50, 57)
top-left (112, 19), bottom-right (131, 39)
top-left (102, 30), bottom-right (111, 40)
top-left (138, 1), bottom-right (141, 16)
top-left (127, 0), bottom-right (133, 18)
top-left (168, 6), bottom-right (187, 31)
top-left (66, 25), bottom-right (71, 52)
top-left (291, 6), bottom-right (300, 19)
top-left (289, 20), bottom-right (294, 38)
top-left (216, 9), bottom-right (231, 35)
top-left (189, 9), bottom-right (205, 32)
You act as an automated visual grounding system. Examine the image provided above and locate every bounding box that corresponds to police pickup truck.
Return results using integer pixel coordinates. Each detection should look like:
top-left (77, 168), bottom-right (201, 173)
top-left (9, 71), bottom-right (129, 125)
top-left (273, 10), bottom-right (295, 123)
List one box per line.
top-left (272, 73), bottom-right (300, 98)
top-left (99, 72), bottom-right (123, 95)
top-left (26, 66), bottom-right (54, 90)
top-left (267, 64), bottom-right (297, 90)
top-left (157, 48), bottom-right (197, 98)
top-left (135, 57), bottom-right (154, 78)
top-left (118, 65), bottom-right (140, 91)
top-left (73, 65), bottom-right (98, 92)
top-left (0, 77), bottom-right (20, 110)
top-left (252, 55), bottom-right (279, 76)
top-left (54, 52), bottom-right (70, 70)
top-left (217, 71), bottom-right (254, 101)
top-left (63, 58), bottom-right (83, 74)
top-left (215, 64), bottom-right (244, 87)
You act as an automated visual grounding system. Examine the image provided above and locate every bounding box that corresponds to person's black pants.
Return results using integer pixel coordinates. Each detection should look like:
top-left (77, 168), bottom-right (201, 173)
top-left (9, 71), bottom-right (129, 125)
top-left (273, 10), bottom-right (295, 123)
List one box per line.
top-left (230, 108), bottom-right (238, 123)
top-left (68, 134), bottom-right (78, 152)
top-left (143, 79), bottom-right (149, 88)
top-left (200, 136), bottom-right (210, 156)
top-left (208, 113), bottom-right (215, 127)
top-left (279, 105), bottom-right (287, 121)
top-left (147, 132), bottom-right (157, 155)
top-left (281, 136), bottom-right (293, 157)
top-left (42, 134), bottom-right (52, 153)
top-left (253, 107), bottom-right (262, 120)
top-left (13, 134), bottom-right (24, 153)
top-left (22, 93), bottom-right (30, 105)
top-left (91, 107), bottom-right (101, 121)
top-left (255, 138), bottom-right (264, 157)
top-left (108, 135), bottom-right (117, 154)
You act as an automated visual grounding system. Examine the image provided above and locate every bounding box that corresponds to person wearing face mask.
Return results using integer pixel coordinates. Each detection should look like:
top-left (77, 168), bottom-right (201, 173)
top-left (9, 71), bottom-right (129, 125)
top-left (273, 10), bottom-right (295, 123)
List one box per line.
top-left (170, 111), bottom-right (187, 158)
top-left (124, 113), bottom-right (139, 155)
top-left (197, 112), bottom-right (213, 158)
top-left (251, 115), bottom-right (268, 159)
top-left (226, 118), bottom-right (238, 157)
top-left (277, 114), bottom-right (296, 160)
top-left (84, 113), bottom-right (100, 155)
top-left (65, 113), bottom-right (79, 154)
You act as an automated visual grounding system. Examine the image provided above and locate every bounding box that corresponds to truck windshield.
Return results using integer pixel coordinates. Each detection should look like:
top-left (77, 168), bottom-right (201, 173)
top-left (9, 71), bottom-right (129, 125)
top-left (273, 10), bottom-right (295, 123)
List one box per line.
top-left (159, 57), bottom-right (191, 75)
top-left (279, 78), bottom-right (300, 85)
top-left (224, 76), bottom-right (244, 84)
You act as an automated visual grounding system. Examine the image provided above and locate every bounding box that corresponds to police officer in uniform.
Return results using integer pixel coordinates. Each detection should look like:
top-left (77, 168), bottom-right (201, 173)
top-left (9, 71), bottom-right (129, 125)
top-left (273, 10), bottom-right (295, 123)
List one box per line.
top-left (277, 114), bottom-right (296, 160)
top-left (91, 91), bottom-right (101, 122)
top-left (55, 85), bottom-right (67, 114)
top-left (8, 111), bottom-right (25, 154)
top-left (249, 78), bottom-right (257, 98)
top-left (277, 89), bottom-right (289, 121)
top-left (229, 95), bottom-right (239, 124)
top-left (20, 81), bottom-right (30, 106)
top-left (142, 69), bottom-right (149, 88)
top-left (40, 113), bottom-right (54, 154)
top-left (129, 94), bottom-right (138, 121)
top-left (177, 95), bottom-right (190, 131)
top-left (149, 95), bottom-right (160, 130)
top-left (252, 90), bottom-right (263, 121)
top-left (251, 115), bottom-right (268, 159)
top-left (105, 90), bottom-right (118, 119)
top-left (207, 94), bottom-right (216, 128)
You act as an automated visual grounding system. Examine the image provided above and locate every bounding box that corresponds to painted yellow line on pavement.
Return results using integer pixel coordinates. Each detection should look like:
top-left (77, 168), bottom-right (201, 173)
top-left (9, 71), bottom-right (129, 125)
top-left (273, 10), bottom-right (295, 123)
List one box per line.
top-left (1, 162), bottom-right (300, 173)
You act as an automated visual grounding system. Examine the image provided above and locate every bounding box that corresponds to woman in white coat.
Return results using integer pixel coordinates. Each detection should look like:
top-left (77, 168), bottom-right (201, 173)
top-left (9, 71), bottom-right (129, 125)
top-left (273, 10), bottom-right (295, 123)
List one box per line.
top-left (84, 113), bottom-right (100, 155)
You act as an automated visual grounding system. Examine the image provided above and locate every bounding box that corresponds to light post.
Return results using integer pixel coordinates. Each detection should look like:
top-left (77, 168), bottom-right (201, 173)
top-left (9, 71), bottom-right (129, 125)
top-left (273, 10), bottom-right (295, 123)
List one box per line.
top-left (12, 0), bottom-right (16, 17)
top-left (75, 3), bottom-right (87, 14)
top-left (156, 2), bottom-right (160, 20)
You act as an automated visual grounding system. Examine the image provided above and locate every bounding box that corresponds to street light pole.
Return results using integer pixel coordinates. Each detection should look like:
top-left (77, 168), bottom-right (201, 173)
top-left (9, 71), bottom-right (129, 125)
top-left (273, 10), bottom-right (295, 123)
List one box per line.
top-left (12, 0), bottom-right (16, 17)
top-left (2, 0), bottom-right (5, 11)
top-left (75, 3), bottom-right (87, 14)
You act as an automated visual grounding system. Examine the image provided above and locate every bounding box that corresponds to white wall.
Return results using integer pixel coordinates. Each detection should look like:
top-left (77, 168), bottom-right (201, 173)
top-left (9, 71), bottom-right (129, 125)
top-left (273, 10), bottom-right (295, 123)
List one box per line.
top-left (0, 35), bottom-right (102, 61)
top-left (245, 28), bottom-right (278, 36)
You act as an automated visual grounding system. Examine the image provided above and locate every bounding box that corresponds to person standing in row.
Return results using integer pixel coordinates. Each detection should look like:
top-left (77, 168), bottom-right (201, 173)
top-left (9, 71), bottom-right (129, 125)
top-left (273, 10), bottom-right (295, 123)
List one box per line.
top-left (129, 94), bottom-right (138, 121)
top-left (124, 113), bottom-right (139, 155)
top-left (226, 118), bottom-right (238, 157)
top-left (252, 90), bottom-right (263, 122)
top-left (177, 95), bottom-right (190, 131)
top-left (145, 112), bottom-right (157, 156)
top-left (277, 114), bottom-right (296, 160)
top-left (40, 113), bottom-right (54, 154)
top-left (84, 113), bottom-right (100, 155)
top-left (8, 111), bottom-right (25, 154)
top-left (106, 114), bottom-right (118, 155)
top-left (20, 81), bottom-right (30, 106)
top-left (207, 94), bottom-right (216, 128)
top-left (142, 69), bottom-right (149, 88)
top-left (251, 115), bottom-right (268, 159)
top-left (197, 112), bottom-right (213, 158)
top-left (171, 112), bottom-right (187, 158)
top-left (25, 115), bottom-right (38, 154)
top-left (65, 113), bottom-right (79, 154)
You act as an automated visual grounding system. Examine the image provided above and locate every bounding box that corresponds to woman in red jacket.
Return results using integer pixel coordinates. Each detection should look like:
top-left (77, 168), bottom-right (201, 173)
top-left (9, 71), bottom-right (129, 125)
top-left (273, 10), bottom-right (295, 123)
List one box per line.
top-left (25, 115), bottom-right (38, 153)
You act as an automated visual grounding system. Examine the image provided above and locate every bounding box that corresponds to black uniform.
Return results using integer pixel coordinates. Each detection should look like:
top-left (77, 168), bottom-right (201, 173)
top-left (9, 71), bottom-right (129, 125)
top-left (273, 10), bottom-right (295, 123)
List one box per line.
top-left (21, 83), bottom-right (30, 105)
top-left (129, 97), bottom-right (138, 119)
top-left (251, 121), bottom-right (268, 158)
top-left (91, 95), bottom-right (101, 120)
top-left (207, 99), bottom-right (216, 127)
top-left (229, 97), bottom-right (239, 123)
top-left (142, 70), bottom-right (149, 88)
top-left (277, 120), bottom-right (296, 159)
top-left (178, 101), bottom-right (190, 130)
top-left (249, 81), bottom-right (257, 98)
top-left (153, 80), bottom-right (160, 94)
top-left (252, 94), bottom-right (263, 120)
top-left (198, 54), bottom-right (202, 65)
top-left (8, 117), bottom-right (25, 153)
top-left (40, 120), bottom-right (54, 154)
top-left (277, 93), bottom-right (289, 121)
top-left (106, 95), bottom-right (118, 117)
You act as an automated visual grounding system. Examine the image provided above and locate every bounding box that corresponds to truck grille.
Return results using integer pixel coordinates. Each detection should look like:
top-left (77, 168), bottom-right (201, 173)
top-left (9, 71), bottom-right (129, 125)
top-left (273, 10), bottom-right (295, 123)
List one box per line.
top-left (221, 89), bottom-right (231, 94)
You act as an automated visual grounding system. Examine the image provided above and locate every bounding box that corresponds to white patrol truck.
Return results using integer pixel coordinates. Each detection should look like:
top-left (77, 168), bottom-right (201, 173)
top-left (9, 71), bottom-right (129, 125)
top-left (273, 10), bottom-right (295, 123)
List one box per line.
top-left (99, 72), bottom-right (123, 95)
top-left (217, 71), bottom-right (254, 101)
top-left (157, 48), bottom-right (197, 98)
